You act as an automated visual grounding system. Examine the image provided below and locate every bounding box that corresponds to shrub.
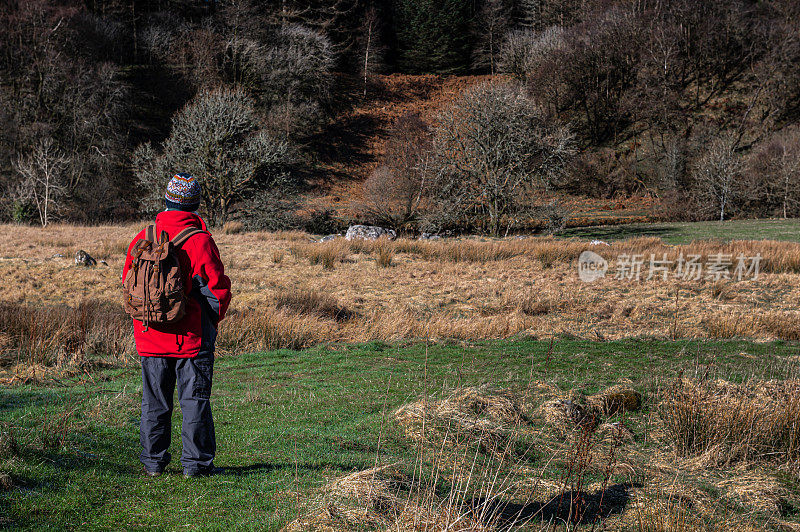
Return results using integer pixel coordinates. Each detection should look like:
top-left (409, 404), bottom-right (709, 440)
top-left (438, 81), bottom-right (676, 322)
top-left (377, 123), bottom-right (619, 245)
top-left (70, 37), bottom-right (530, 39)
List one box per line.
top-left (362, 113), bottom-right (432, 228)
top-left (541, 200), bottom-right (571, 235)
top-left (744, 128), bottom-right (800, 219)
top-left (692, 137), bottom-right (743, 221)
top-left (133, 88), bottom-right (293, 226)
top-left (429, 82), bottom-right (574, 235)
top-left (303, 209), bottom-right (345, 236)
top-left (498, 27), bottom-right (565, 82)
top-left (242, 192), bottom-right (304, 232)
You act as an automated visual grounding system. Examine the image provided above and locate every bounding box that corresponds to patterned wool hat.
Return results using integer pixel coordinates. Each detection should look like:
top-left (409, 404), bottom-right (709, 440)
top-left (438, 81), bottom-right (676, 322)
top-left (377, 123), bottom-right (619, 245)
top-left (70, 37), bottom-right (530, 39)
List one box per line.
top-left (165, 173), bottom-right (202, 211)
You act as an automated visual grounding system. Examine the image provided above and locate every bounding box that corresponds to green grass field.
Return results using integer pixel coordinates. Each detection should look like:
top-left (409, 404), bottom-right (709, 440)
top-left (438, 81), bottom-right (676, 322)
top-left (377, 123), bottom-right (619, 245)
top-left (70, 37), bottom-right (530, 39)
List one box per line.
top-left (562, 219), bottom-right (800, 244)
top-left (2, 338), bottom-right (800, 530)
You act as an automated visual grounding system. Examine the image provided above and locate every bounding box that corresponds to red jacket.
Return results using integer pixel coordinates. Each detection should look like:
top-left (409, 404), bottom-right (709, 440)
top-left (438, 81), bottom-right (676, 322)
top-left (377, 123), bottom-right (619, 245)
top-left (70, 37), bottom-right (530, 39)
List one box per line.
top-left (122, 211), bottom-right (232, 358)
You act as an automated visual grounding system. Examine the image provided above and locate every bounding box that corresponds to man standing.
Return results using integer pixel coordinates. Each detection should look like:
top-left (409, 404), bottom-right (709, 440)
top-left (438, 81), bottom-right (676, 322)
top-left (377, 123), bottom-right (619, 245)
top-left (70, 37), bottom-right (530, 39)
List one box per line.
top-left (122, 173), bottom-right (231, 478)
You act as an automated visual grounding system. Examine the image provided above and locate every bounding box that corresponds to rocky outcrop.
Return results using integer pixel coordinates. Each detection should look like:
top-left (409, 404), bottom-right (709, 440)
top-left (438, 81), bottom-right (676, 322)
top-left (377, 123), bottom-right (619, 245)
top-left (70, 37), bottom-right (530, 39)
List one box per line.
top-left (344, 225), bottom-right (396, 241)
top-left (74, 250), bottom-right (97, 267)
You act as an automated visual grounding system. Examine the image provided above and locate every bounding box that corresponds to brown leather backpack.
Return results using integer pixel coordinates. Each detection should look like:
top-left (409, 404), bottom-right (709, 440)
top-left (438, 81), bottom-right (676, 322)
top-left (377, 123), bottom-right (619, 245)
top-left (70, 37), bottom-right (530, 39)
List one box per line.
top-left (123, 224), bottom-right (203, 331)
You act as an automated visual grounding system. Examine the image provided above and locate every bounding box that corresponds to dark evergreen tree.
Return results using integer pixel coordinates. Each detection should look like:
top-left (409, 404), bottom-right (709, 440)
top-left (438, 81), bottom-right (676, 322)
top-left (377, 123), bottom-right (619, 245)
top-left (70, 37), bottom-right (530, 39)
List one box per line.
top-left (392, 0), bottom-right (474, 74)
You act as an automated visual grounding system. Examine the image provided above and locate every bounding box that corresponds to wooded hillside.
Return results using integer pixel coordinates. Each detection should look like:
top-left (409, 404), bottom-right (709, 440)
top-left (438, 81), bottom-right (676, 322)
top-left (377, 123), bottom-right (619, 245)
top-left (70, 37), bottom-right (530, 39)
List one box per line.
top-left (1, 0), bottom-right (799, 233)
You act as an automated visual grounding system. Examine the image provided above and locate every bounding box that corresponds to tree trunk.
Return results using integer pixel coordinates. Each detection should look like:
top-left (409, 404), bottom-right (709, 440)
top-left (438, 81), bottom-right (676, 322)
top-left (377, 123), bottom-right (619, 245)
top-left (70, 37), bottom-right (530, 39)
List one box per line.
top-left (363, 23), bottom-right (371, 98)
top-left (43, 176), bottom-right (49, 227)
top-left (783, 147), bottom-right (789, 219)
top-left (205, 197), bottom-right (217, 228)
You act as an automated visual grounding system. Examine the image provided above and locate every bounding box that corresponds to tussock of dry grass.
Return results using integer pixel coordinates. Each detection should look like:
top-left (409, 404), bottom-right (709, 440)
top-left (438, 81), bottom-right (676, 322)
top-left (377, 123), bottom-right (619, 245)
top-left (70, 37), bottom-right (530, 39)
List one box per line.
top-left (705, 311), bottom-right (800, 340)
top-left (538, 385), bottom-right (642, 436)
top-left (218, 307), bottom-right (335, 352)
top-left (289, 240), bottom-right (349, 270)
top-left (589, 385), bottom-right (643, 416)
top-left (220, 221), bottom-right (244, 235)
top-left (394, 386), bottom-right (528, 453)
top-left (274, 289), bottom-right (357, 322)
top-left (284, 464), bottom-right (491, 532)
top-left (658, 378), bottom-right (800, 467)
top-left (288, 380), bottom-right (800, 531)
top-left (716, 472), bottom-right (789, 514)
top-left (0, 301), bottom-right (133, 381)
top-left (375, 245), bottom-right (393, 268)
top-left (294, 381), bottom-right (800, 532)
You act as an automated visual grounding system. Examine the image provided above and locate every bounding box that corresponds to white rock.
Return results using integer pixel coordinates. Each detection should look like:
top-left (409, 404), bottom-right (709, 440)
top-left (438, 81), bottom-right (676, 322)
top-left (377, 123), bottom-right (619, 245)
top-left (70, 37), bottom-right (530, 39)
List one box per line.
top-left (345, 225), bottom-right (396, 241)
top-left (75, 250), bottom-right (97, 267)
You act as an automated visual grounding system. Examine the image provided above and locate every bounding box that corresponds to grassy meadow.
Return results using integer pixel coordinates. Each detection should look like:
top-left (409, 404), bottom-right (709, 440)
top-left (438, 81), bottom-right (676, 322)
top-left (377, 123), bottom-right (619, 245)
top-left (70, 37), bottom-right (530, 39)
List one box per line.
top-left (2, 219), bottom-right (800, 530)
top-left (563, 219), bottom-right (800, 245)
top-left (2, 338), bottom-right (800, 530)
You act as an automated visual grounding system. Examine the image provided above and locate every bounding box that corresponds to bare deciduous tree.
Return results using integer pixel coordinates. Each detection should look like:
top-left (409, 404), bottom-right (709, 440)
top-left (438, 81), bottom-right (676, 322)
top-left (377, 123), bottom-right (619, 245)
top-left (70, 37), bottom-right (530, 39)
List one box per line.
top-left (224, 25), bottom-right (334, 137)
top-left (472, 0), bottom-right (510, 75)
top-left (748, 130), bottom-right (800, 219)
top-left (363, 113), bottom-right (432, 227)
top-left (498, 26), bottom-right (564, 83)
top-left (358, 7), bottom-right (384, 97)
top-left (133, 88), bottom-right (292, 226)
top-left (430, 82), bottom-right (574, 235)
top-left (693, 138), bottom-right (742, 221)
top-left (13, 138), bottom-right (69, 227)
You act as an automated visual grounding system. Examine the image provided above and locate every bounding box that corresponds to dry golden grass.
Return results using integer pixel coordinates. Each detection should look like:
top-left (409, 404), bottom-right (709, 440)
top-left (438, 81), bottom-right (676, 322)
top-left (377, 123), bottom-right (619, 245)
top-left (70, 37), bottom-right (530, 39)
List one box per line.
top-left (289, 378), bottom-right (800, 532)
top-left (4, 223), bottom-right (800, 376)
top-left (658, 378), bottom-right (800, 467)
top-left (207, 232), bottom-right (800, 347)
top-left (0, 300), bottom-right (134, 382)
top-left (220, 221), bottom-right (244, 234)
top-left (284, 463), bottom-right (491, 532)
top-left (375, 244), bottom-right (394, 268)
top-left (394, 385), bottom-right (528, 454)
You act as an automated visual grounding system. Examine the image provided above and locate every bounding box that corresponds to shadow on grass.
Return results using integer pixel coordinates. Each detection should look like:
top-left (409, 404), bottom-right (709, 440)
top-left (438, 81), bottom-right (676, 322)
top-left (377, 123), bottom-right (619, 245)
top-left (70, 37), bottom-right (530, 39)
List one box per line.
top-left (475, 482), bottom-right (639, 529)
top-left (218, 461), bottom-right (365, 477)
top-left (0, 390), bottom-right (66, 413)
top-left (562, 225), bottom-right (678, 241)
top-left (218, 463), bottom-right (278, 476)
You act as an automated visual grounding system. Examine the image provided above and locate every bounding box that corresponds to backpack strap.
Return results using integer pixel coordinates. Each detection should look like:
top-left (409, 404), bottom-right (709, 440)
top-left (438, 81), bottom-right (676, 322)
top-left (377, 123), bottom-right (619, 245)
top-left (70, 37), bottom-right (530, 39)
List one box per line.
top-left (145, 224), bottom-right (155, 242)
top-left (171, 227), bottom-right (205, 248)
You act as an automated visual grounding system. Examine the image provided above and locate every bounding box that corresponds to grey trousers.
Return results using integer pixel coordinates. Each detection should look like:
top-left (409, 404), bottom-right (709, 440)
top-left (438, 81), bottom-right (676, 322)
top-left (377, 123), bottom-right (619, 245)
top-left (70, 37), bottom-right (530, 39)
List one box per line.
top-left (139, 351), bottom-right (215, 473)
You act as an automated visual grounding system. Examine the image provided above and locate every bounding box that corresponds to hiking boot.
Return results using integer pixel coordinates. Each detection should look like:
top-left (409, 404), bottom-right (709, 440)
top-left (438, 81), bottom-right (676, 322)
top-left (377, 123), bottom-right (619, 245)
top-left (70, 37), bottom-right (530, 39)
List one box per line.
top-left (144, 468), bottom-right (163, 478)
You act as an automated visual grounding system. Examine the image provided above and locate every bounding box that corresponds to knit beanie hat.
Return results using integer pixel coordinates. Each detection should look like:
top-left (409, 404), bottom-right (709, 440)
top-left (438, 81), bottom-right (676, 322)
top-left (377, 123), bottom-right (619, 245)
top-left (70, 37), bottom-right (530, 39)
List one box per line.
top-left (165, 173), bottom-right (202, 212)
